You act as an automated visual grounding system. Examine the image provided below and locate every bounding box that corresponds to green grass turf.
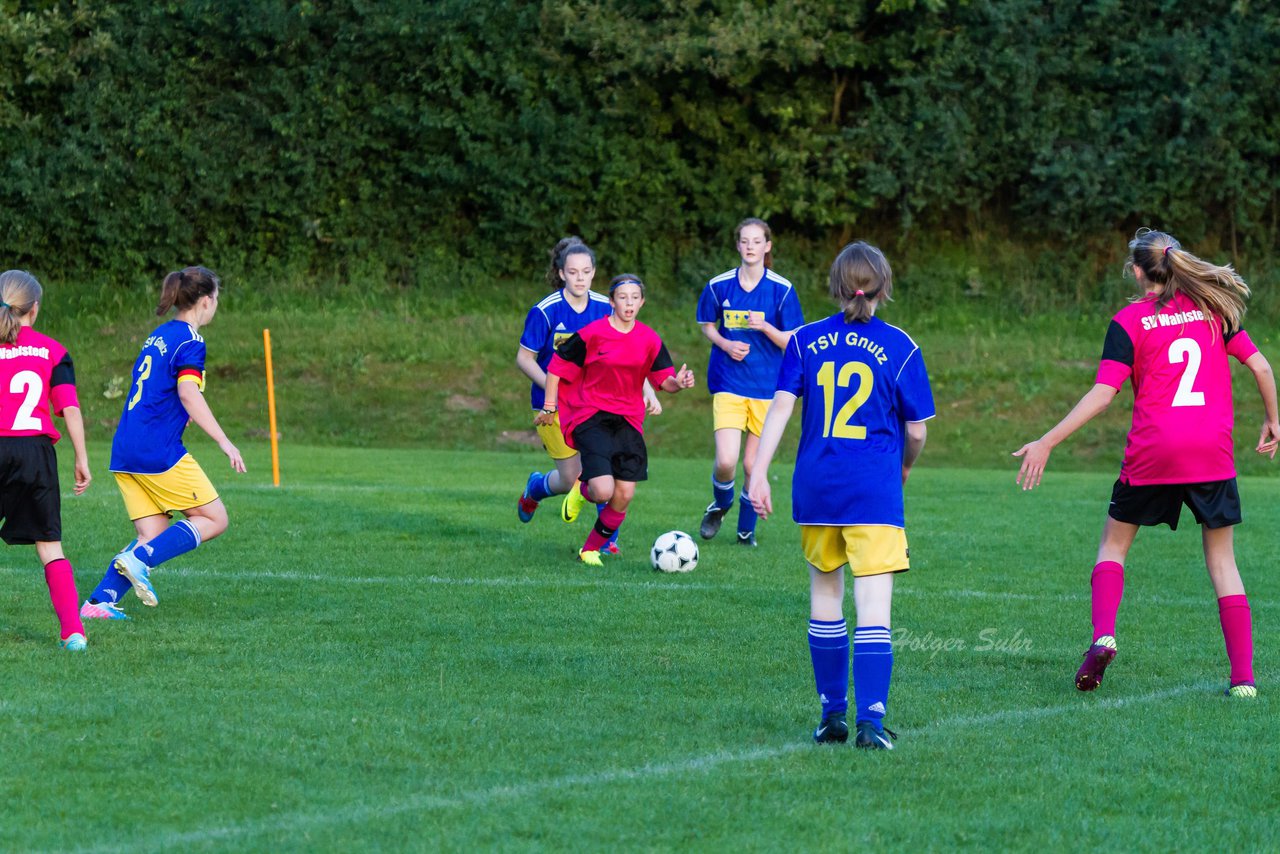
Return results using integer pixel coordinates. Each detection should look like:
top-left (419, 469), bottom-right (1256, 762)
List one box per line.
top-left (2, 441), bottom-right (1277, 851)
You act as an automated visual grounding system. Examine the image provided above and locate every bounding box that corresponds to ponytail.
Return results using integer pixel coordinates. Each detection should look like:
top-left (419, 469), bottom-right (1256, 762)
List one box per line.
top-left (829, 241), bottom-right (893, 323)
top-left (0, 270), bottom-right (42, 345)
top-left (1127, 229), bottom-right (1249, 336)
top-left (157, 266), bottom-right (220, 316)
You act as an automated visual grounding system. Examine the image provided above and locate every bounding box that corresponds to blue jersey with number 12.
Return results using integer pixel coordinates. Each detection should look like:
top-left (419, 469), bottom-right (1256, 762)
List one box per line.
top-left (778, 313), bottom-right (935, 527)
top-left (110, 319), bottom-right (207, 475)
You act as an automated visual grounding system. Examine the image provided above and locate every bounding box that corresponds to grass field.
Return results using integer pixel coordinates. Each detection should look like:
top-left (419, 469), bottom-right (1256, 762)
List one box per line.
top-left (3, 440), bottom-right (1277, 851)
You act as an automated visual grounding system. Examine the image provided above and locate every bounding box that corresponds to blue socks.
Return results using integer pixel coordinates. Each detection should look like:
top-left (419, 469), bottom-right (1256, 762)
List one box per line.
top-left (528, 472), bottom-right (553, 502)
top-left (89, 539), bottom-right (137, 604)
top-left (808, 619), bottom-right (849, 716)
top-left (853, 625), bottom-right (893, 724)
top-left (136, 519), bottom-right (201, 567)
top-left (712, 476), bottom-right (735, 510)
top-left (736, 488), bottom-right (757, 536)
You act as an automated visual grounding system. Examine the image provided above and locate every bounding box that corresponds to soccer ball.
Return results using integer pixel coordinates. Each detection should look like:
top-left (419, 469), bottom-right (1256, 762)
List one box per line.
top-left (651, 530), bottom-right (698, 573)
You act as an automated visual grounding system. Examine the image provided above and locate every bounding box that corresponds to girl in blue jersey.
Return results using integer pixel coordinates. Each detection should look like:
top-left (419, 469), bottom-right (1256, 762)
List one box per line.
top-left (748, 242), bottom-right (934, 750)
top-left (81, 266), bottom-right (245, 619)
top-left (696, 218), bottom-right (804, 547)
top-left (516, 237), bottom-right (657, 554)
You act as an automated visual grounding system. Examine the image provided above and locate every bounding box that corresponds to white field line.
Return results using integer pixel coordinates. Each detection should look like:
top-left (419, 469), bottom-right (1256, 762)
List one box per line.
top-left (71, 682), bottom-right (1207, 854)
top-left (0, 562), bottom-right (1267, 610)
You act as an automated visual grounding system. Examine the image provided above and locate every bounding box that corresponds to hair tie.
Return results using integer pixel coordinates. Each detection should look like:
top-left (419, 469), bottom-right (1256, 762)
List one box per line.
top-left (0, 302), bottom-right (8, 310)
top-left (1163, 246), bottom-right (1172, 257)
top-left (855, 290), bottom-right (865, 297)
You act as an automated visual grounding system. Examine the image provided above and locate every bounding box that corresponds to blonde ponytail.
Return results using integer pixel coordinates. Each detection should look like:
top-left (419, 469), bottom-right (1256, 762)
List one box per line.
top-left (0, 270), bottom-right (42, 345)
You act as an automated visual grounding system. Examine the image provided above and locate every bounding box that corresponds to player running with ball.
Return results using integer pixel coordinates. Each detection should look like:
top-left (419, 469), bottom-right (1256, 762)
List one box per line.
top-left (749, 242), bottom-right (934, 749)
top-left (536, 275), bottom-right (695, 566)
top-left (1015, 229), bottom-right (1278, 698)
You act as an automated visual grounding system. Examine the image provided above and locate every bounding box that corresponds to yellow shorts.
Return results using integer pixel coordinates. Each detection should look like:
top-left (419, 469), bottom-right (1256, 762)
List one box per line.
top-left (800, 524), bottom-right (910, 577)
top-left (114, 454), bottom-right (219, 520)
top-left (712, 392), bottom-right (770, 435)
top-left (535, 412), bottom-right (576, 461)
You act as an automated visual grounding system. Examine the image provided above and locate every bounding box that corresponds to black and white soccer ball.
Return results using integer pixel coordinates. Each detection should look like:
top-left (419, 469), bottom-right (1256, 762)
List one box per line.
top-left (651, 530), bottom-right (698, 573)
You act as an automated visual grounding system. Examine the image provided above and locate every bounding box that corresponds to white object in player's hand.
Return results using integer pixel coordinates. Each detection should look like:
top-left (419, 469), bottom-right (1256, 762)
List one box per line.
top-left (651, 530), bottom-right (699, 573)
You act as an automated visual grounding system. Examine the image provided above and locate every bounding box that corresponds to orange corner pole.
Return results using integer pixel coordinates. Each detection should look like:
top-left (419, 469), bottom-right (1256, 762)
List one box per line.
top-left (264, 328), bottom-right (280, 487)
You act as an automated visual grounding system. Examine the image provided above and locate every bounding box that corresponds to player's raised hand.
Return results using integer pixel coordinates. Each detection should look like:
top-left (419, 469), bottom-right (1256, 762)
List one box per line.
top-left (675, 363), bottom-right (695, 389)
top-left (1012, 439), bottom-right (1051, 490)
top-left (1257, 420), bottom-right (1280, 459)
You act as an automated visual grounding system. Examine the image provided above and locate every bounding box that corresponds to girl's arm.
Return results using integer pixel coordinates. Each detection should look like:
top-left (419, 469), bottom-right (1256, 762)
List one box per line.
top-left (1012, 382), bottom-right (1118, 490)
top-left (1244, 351), bottom-right (1280, 458)
top-left (533, 374), bottom-right (561, 427)
top-left (60, 405), bottom-right (91, 495)
top-left (659, 364), bottom-right (695, 394)
top-left (643, 379), bottom-right (662, 415)
top-left (515, 347), bottom-right (546, 389)
top-left (746, 391), bottom-right (797, 519)
top-left (178, 382), bottom-right (246, 472)
top-left (746, 313), bottom-right (794, 350)
top-left (902, 421), bottom-right (928, 484)
top-left (701, 322), bottom-right (750, 362)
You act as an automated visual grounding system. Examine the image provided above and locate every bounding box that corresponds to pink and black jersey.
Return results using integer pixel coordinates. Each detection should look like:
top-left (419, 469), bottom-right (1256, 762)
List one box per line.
top-left (1097, 292), bottom-right (1258, 485)
top-left (0, 326), bottom-right (79, 442)
top-left (548, 317), bottom-right (676, 442)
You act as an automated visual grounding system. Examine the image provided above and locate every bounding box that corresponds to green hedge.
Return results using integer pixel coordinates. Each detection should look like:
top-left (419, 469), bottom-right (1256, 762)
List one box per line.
top-left (2, 0), bottom-right (1277, 299)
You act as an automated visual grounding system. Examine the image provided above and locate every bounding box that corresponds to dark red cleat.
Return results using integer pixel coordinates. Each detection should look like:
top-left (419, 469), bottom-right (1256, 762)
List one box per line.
top-left (1075, 635), bottom-right (1117, 691)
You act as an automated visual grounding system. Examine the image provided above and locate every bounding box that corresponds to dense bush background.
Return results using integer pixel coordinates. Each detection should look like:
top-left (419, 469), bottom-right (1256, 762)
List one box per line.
top-left (3, 0), bottom-right (1277, 306)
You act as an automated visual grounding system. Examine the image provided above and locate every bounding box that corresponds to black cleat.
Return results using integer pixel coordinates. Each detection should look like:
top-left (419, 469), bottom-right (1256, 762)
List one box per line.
top-left (700, 502), bottom-right (730, 539)
top-left (813, 712), bottom-right (849, 744)
top-left (736, 531), bottom-right (757, 547)
top-left (855, 721), bottom-right (897, 750)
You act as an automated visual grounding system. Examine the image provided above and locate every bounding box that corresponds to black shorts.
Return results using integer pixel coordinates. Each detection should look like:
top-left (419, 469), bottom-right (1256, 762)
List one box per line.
top-left (1108, 478), bottom-right (1241, 531)
top-left (0, 436), bottom-right (62, 545)
top-left (572, 411), bottom-right (649, 482)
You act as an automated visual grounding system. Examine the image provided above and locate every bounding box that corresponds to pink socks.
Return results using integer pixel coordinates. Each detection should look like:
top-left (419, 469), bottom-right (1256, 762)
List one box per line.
top-left (1090, 561), bottom-right (1125, 641)
top-left (44, 558), bottom-right (84, 639)
top-left (1218, 594), bottom-right (1254, 685)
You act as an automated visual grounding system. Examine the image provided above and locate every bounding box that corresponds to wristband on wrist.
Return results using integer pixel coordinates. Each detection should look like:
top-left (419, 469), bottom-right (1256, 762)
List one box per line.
top-left (541, 405), bottom-right (557, 414)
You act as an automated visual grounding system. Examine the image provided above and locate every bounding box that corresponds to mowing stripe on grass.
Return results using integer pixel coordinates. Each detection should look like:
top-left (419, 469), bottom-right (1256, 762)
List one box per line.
top-left (72, 682), bottom-right (1207, 854)
top-left (0, 563), bottom-right (1268, 609)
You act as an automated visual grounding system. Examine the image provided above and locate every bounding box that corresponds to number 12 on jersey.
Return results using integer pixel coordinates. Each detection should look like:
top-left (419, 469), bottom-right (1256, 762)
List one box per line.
top-left (816, 360), bottom-right (873, 439)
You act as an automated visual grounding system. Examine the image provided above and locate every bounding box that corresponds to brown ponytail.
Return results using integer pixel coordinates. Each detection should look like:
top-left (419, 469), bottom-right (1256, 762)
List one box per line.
top-left (829, 241), bottom-right (893, 323)
top-left (157, 266), bottom-right (220, 316)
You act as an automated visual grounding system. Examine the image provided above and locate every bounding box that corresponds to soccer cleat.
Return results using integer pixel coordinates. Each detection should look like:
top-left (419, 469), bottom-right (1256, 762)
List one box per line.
top-left (736, 531), bottom-right (757, 547)
top-left (578, 549), bottom-right (603, 567)
top-left (114, 548), bottom-right (158, 607)
top-left (81, 600), bottom-right (129, 621)
top-left (561, 484), bottom-right (587, 523)
top-left (813, 711), bottom-right (849, 744)
top-left (699, 502), bottom-right (731, 539)
top-left (518, 472), bottom-right (541, 523)
top-left (601, 541), bottom-right (621, 556)
top-left (855, 721), bottom-right (897, 750)
top-left (1226, 682), bottom-right (1257, 699)
top-left (59, 633), bottom-right (87, 652)
top-left (1074, 635), bottom-right (1117, 692)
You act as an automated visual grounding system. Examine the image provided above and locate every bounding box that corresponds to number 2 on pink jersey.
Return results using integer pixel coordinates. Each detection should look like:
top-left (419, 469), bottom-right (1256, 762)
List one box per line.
top-left (1168, 338), bottom-right (1205, 407)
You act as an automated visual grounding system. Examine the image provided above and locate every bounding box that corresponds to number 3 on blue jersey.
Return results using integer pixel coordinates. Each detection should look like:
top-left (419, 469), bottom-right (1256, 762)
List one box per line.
top-left (127, 354), bottom-right (152, 411)
top-left (816, 360), bottom-right (873, 439)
